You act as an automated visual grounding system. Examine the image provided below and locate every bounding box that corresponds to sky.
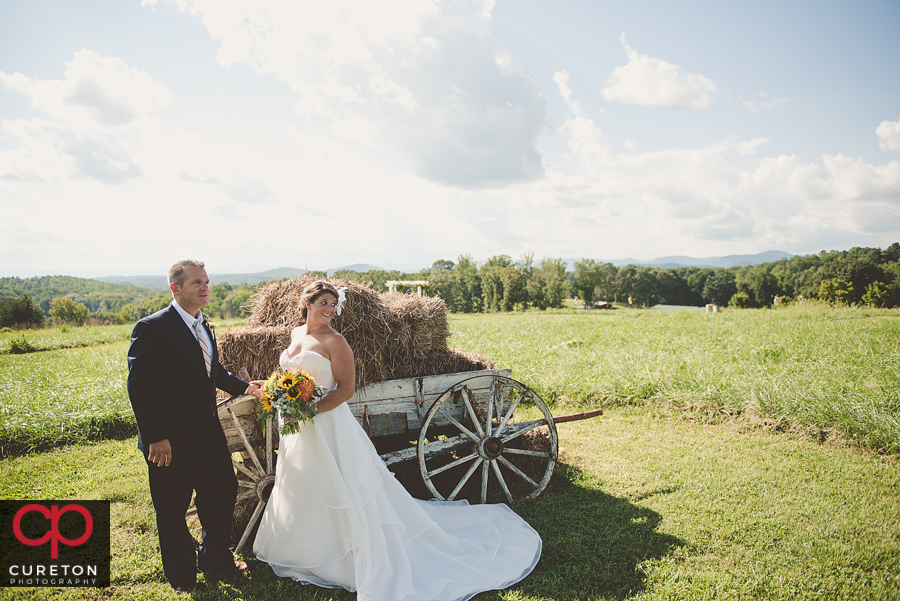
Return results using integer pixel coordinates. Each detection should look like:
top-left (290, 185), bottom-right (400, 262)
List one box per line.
top-left (1, 0), bottom-right (899, 278)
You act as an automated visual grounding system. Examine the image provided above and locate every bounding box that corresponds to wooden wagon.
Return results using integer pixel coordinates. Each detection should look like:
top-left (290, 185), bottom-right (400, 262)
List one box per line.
top-left (211, 367), bottom-right (601, 553)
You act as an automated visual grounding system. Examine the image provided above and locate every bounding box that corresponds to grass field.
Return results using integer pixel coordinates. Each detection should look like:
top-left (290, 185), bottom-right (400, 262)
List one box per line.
top-left (450, 304), bottom-right (900, 455)
top-left (0, 305), bottom-right (898, 599)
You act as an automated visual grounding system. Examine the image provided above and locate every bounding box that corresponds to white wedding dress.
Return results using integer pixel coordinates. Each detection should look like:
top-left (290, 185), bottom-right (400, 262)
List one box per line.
top-left (253, 350), bottom-right (542, 601)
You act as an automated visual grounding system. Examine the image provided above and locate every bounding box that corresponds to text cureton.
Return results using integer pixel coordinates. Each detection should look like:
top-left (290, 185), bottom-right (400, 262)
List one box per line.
top-left (8, 565), bottom-right (98, 577)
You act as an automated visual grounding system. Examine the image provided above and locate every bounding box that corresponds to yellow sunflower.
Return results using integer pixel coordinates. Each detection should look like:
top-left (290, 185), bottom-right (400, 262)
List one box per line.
top-left (260, 397), bottom-right (273, 412)
top-left (285, 385), bottom-right (302, 400)
top-left (278, 373), bottom-right (298, 390)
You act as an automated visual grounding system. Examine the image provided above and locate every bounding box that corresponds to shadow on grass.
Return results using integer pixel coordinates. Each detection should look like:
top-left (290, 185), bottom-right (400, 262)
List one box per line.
top-left (228, 462), bottom-right (683, 601)
top-left (0, 417), bottom-right (138, 459)
top-left (513, 464), bottom-right (684, 600)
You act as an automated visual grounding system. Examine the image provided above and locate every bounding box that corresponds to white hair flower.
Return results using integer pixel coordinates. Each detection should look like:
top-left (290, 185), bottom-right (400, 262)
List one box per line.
top-left (336, 287), bottom-right (348, 315)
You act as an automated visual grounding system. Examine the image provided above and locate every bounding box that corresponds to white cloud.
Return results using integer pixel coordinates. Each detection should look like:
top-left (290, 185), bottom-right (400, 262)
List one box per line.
top-left (736, 138), bottom-right (769, 155)
top-left (540, 76), bottom-right (900, 256)
top-left (553, 70), bottom-right (580, 114)
top-left (0, 50), bottom-right (172, 184)
top-left (0, 49), bottom-right (171, 130)
top-left (741, 92), bottom-right (788, 113)
top-left (876, 116), bottom-right (900, 151)
top-left (601, 34), bottom-right (718, 109)
top-left (148, 0), bottom-right (546, 188)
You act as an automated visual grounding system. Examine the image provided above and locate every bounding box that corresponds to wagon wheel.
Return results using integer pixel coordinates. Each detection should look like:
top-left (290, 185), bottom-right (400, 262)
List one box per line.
top-left (417, 375), bottom-right (558, 504)
top-left (186, 394), bottom-right (278, 555)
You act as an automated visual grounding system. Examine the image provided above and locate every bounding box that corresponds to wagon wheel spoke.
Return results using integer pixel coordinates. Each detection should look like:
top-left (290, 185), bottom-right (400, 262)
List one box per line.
top-left (501, 420), bottom-right (545, 443)
top-left (494, 393), bottom-right (522, 437)
top-left (480, 461), bottom-right (489, 504)
top-left (229, 408), bottom-right (265, 475)
top-left (447, 458), bottom-right (484, 501)
top-left (462, 388), bottom-right (485, 437)
top-left (233, 458), bottom-right (259, 481)
top-left (436, 405), bottom-right (480, 442)
top-left (427, 451), bottom-right (479, 478)
top-left (485, 381), bottom-right (496, 436)
top-left (266, 416), bottom-right (274, 473)
top-left (490, 460), bottom-right (514, 504)
top-left (497, 456), bottom-right (539, 488)
top-left (235, 500), bottom-right (267, 555)
top-left (235, 489), bottom-right (257, 503)
top-left (502, 448), bottom-right (551, 458)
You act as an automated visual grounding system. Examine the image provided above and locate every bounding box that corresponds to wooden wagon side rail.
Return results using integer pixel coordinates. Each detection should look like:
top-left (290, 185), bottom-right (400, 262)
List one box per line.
top-left (347, 368), bottom-right (513, 438)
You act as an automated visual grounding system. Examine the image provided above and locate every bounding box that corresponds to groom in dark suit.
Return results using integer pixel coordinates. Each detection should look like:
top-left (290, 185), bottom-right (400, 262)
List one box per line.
top-left (127, 260), bottom-right (263, 592)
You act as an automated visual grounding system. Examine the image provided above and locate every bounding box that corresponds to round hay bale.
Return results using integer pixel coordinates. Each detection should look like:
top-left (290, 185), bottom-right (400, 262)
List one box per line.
top-left (217, 325), bottom-right (291, 381)
top-left (233, 276), bottom-right (464, 388)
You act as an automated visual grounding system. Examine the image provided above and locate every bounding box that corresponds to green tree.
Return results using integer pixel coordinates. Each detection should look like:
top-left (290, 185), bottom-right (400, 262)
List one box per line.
top-left (0, 294), bottom-right (45, 328)
top-left (735, 264), bottom-right (779, 307)
top-left (499, 265), bottom-right (526, 311)
top-left (861, 282), bottom-right (889, 308)
top-left (573, 259), bottom-right (602, 307)
top-left (702, 268), bottom-right (737, 306)
top-left (456, 255), bottom-right (481, 313)
top-left (432, 259), bottom-right (455, 272)
top-left (526, 257), bottom-right (567, 310)
top-left (595, 262), bottom-right (618, 303)
top-left (818, 278), bottom-right (855, 305)
top-left (49, 297), bottom-right (90, 326)
top-left (614, 265), bottom-right (638, 304)
top-left (728, 291), bottom-right (752, 308)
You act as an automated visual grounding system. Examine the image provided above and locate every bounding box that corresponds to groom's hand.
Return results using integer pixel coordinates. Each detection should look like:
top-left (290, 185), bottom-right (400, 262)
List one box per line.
top-left (148, 439), bottom-right (172, 467)
top-left (245, 380), bottom-right (265, 398)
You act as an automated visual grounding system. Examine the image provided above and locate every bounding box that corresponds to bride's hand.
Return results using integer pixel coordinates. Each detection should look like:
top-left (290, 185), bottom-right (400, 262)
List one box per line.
top-left (245, 380), bottom-right (266, 398)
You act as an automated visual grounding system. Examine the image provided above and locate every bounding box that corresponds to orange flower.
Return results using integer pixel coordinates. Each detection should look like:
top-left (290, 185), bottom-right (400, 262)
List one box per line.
top-left (299, 379), bottom-right (315, 401)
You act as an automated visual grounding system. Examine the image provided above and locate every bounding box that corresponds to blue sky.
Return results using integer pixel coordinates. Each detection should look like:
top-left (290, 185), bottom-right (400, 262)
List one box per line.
top-left (1, 0), bottom-right (898, 277)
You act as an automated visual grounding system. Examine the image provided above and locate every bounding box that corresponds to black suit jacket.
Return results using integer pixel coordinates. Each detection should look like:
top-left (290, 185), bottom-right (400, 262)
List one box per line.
top-left (127, 304), bottom-right (247, 460)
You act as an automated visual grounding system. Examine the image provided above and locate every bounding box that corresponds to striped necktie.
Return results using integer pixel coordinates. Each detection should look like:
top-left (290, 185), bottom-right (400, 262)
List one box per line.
top-left (193, 319), bottom-right (212, 376)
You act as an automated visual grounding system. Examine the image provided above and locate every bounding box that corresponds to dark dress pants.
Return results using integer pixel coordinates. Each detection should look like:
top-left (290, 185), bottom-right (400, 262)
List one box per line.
top-left (146, 446), bottom-right (238, 588)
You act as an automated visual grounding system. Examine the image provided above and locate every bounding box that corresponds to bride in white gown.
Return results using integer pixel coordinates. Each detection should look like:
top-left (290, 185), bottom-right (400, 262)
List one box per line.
top-left (253, 281), bottom-right (541, 601)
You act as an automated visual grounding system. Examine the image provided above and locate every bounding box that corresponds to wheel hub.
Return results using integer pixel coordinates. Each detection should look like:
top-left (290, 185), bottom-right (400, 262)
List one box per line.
top-left (256, 474), bottom-right (276, 502)
top-left (477, 436), bottom-right (504, 460)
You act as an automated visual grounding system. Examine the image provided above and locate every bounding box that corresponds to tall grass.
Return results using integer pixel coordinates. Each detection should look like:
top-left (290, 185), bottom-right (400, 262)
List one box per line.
top-left (449, 304), bottom-right (900, 455)
top-left (0, 324), bottom-right (133, 354)
top-left (2, 306), bottom-right (897, 457)
top-left (0, 341), bottom-right (134, 456)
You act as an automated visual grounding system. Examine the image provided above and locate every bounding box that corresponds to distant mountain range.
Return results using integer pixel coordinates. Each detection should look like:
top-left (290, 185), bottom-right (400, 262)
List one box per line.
top-left (91, 252), bottom-right (793, 289)
top-left (94, 264), bottom-right (391, 289)
top-left (606, 250), bottom-right (793, 269)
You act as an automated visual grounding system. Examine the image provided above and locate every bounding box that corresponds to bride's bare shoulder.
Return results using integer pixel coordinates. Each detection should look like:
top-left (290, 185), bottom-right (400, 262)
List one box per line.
top-left (290, 326), bottom-right (307, 339)
top-left (325, 330), bottom-right (352, 353)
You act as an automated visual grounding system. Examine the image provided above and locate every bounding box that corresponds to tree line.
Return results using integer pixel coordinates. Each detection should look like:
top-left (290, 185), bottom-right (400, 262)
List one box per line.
top-left (0, 278), bottom-right (258, 328)
top-left (334, 243), bottom-right (900, 312)
top-left (2, 243), bottom-right (898, 328)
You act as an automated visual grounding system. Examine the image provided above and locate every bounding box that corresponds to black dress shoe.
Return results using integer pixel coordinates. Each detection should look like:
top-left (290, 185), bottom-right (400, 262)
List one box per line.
top-left (173, 581), bottom-right (207, 593)
top-left (204, 560), bottom-right (248, 581)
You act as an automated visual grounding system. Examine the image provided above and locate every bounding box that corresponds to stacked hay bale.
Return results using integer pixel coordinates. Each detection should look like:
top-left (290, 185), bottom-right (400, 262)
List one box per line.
top-left (218, 275), bottom-right (492, 388)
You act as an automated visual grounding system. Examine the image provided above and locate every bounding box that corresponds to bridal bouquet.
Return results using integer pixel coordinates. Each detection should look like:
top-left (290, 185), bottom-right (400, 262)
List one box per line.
top-left (257, 367), bottom-right (325, 436)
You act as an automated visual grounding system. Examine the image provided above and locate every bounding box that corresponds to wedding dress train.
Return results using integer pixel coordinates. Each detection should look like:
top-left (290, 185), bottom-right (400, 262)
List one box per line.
top-left (253, 350), bottom-right (541, 601)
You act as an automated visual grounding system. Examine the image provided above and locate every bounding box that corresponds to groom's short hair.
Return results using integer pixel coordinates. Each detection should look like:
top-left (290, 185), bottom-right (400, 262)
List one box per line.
top-left (168, 260), bottom-right (206, 287)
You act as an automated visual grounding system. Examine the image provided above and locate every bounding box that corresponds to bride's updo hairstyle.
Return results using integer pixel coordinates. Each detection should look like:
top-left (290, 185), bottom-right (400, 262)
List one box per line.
top-left (299, 280), bottom-right (340, 322)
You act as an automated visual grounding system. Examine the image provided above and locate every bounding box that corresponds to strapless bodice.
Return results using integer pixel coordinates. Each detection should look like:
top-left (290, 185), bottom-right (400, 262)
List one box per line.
top-left (279, 349), bottom-right (336, 392)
